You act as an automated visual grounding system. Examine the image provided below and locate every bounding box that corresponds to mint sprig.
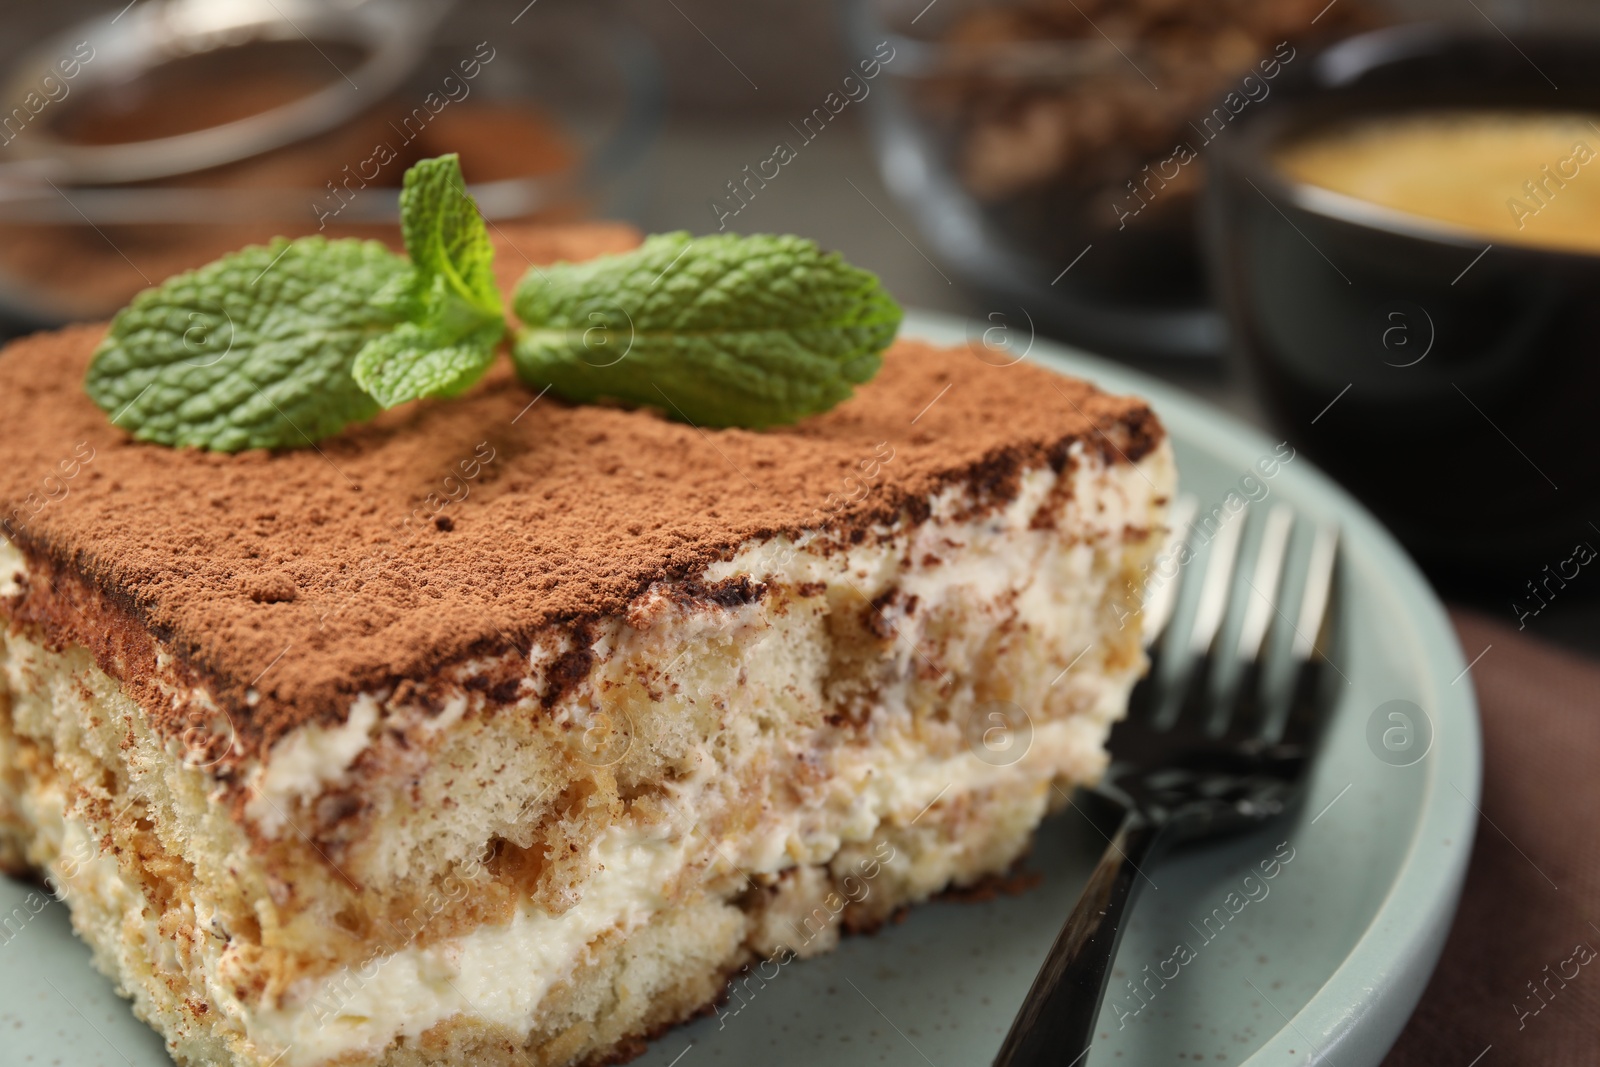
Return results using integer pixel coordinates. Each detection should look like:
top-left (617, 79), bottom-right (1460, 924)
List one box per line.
top-left (85, 155), bottom-right (502, 451)
top-left (510, 232), bottom-right (902, 429)
top-left (352, 154), bottom-right (505, 408)
top-left (85, 175), bottom-right (903, 449)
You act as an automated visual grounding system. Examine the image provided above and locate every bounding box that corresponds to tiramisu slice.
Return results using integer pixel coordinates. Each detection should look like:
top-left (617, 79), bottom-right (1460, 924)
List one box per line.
top-left (0, 225), bottom-right (1172, 1067)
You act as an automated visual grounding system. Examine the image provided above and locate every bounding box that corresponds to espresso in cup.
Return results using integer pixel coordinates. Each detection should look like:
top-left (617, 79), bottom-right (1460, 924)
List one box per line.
top-left (1275, 110), bottom-right (1600, 254)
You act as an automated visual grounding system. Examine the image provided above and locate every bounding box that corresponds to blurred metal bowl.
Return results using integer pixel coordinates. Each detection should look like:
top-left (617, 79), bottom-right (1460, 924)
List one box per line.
top-left (0, 9), bottom-right (662, 331)
top-left (0, 0), bottom-right (451, 186)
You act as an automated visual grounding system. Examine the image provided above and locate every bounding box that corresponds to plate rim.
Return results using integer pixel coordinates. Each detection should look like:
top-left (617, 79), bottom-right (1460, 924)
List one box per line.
top-left (900, 309), bottom-right (1482, 1067)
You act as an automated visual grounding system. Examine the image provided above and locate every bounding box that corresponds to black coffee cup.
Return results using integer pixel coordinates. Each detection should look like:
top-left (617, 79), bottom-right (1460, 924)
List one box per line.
top-left (1204, 24), bottom-right (1600, 600)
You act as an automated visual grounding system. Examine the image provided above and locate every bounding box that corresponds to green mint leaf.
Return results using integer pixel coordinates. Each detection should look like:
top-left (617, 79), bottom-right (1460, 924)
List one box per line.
top-left (350, 320), bottom-right (503, 408)
top-left (85, 237), bottom-right (409, 452)
top-left (397, 153), bottom-right (501, 308)
top-left (353, 153), bottom-right (504, 407)
top-left (509, 232), bottom-right (902, 429)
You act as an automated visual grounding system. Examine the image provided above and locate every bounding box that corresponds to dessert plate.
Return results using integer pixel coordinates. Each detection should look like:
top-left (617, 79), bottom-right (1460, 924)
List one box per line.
top-left (0, 310), bottom-right (1479, 1067)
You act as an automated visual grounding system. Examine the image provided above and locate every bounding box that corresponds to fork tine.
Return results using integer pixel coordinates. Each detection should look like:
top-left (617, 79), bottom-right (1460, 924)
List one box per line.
top-left (1121, 496), bottom-right (1198, 731)
top-left (1292, 523), bottom-right (1340, 661)
top-left (1235, 504), bottom-right (1294, 666)
top-left (1141, 495), bottom-right (1199, 651)
top-left (1159, 505), bottom-right (1247, 732)
top-left (1223, 505), bottom-right (1294, 741)
top-left (1281, 523), bottom-right (1341, 749)
top-left (1186, 506), bottom-right (1247, 661)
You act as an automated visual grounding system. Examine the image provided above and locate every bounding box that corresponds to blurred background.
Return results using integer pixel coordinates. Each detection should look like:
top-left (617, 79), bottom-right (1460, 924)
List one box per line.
top-left (1, 0), bottom-right (1596, 652)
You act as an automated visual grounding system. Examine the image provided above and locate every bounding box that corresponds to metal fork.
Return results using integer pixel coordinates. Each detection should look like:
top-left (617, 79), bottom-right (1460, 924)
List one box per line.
top-left (994, 498), bottom-right (1341, 1067)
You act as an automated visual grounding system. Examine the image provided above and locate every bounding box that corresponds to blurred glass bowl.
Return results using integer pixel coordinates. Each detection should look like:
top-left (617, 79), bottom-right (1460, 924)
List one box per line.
top-left (0, 14), bottom-right (661, 331)
top-left (842, 0), bottom-right (1385, 360)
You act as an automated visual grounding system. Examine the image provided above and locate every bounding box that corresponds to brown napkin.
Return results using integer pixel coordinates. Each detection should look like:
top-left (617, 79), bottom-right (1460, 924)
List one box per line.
top-left (1384, 608), bottom-right (1600, 1067)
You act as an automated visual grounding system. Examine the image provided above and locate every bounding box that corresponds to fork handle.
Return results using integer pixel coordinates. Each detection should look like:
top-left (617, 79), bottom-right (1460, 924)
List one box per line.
top-left (993, 801), bottom-right (1167, 1067)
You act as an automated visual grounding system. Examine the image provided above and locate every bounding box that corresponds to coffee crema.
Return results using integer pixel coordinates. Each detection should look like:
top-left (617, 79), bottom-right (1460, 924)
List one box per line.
top-left (1275, 110), bottom-right (1600, 254)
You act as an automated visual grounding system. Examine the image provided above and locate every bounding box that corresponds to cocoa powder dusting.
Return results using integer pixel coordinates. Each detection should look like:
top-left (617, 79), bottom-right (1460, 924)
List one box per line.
top-left (0, 223), bottom-right (1162, 758)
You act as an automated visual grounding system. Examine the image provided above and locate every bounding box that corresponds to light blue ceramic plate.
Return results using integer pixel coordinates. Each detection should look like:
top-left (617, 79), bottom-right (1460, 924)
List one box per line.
top-left (0, 311), bottom-right (1479, 1067)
